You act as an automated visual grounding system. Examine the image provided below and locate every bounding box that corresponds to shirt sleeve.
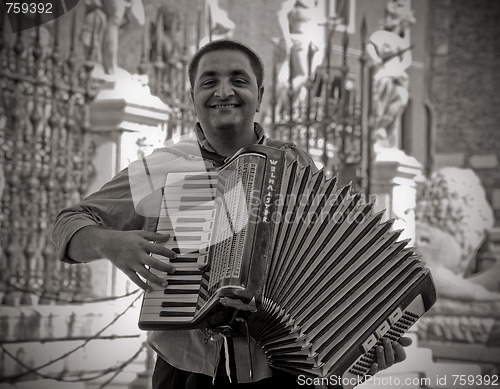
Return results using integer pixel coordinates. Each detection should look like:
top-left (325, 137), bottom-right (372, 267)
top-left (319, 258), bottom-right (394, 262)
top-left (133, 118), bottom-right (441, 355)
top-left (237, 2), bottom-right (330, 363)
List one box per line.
top-left (51, 166), bottom-right (147, 264)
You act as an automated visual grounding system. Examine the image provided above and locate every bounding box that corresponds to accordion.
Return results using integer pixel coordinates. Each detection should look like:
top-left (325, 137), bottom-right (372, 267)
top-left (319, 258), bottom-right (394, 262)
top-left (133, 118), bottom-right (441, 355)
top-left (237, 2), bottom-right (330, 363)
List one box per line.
top-left (139, 144), bottom-right (436, 381)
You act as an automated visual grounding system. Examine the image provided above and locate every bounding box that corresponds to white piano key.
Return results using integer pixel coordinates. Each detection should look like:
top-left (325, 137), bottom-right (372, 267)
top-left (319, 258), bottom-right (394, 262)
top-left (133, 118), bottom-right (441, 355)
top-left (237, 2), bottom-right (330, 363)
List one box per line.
top-left (141, 306), bottom-right (196, 314)
top-left (142, 294), bottom-right (198, 304)
top-left (162, 187), bottom-right (216, 196)
top-left (159, 209), bottom-right (216, 220)
top-left (144, 290), bottom-right (199, 300)
top-left (159, 221), bottom-right (215, 232)
top-left (149, 274), bottom-right (202, 283)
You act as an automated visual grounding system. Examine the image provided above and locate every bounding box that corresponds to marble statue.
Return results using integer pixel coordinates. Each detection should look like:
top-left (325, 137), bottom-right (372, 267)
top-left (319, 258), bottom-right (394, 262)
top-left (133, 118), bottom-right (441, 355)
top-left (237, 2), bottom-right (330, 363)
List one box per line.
top-left (82, 0), bottom-right (145, 75)
top-left (366, 0), bottom-right (415, 149)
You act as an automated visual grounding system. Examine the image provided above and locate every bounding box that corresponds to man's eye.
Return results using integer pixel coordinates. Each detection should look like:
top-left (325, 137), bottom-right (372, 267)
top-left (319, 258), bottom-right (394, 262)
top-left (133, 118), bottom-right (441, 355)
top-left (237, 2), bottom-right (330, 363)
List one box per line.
top-left (233, 78), bottom-right (247, 85)
top-left (201, 80), bottom-right (216, 87)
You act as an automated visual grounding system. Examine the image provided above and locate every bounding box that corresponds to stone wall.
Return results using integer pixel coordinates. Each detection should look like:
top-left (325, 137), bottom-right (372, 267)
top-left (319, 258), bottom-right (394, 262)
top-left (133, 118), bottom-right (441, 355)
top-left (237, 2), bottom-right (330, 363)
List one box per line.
top-left (428, 0), bottom-right (500, 223)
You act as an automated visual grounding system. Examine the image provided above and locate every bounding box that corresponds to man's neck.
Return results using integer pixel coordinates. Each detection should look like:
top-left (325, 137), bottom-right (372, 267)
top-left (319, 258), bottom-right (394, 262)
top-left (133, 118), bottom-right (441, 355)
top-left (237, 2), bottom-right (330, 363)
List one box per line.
top-left (202, 125), bottom-right (258, 158)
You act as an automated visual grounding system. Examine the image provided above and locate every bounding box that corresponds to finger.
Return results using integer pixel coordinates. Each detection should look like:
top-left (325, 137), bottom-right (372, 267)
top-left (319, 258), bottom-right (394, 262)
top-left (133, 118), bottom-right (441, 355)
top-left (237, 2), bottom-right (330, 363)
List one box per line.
top-left (375, 345), bottom-right (386, 370)
top-left (368, 362), bottom-right (379, 376)
top-left (398, 336), bottom-right (413, 347)
top-left (383, 338), bottom-right (395, 367)
top-left (138, 231), bottom-right (171, 243)
top-left (146, 242), bottom-right (177, 259)
top-left (123, 269), bottom-right (151, 291)
top-left (135, 265), bottom-right (169, 288)
top-left (393, 340), bottom-right (407, 363)
top-left (145, 256), bottom-right (176, 274)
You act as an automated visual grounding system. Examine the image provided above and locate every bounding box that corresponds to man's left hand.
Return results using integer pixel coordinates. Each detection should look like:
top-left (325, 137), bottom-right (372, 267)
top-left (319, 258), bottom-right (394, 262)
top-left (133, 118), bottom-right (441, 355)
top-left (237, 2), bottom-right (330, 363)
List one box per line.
top-left (369, 336), bottom-right (412, 374)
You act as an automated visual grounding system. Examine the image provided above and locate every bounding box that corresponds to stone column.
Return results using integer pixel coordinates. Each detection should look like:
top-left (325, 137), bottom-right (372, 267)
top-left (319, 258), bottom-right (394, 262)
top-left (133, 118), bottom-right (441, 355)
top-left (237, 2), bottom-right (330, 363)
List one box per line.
top-left (85, 72), bottom-right (171, 297)
top-left (371, 148), bottom-right (423, 246)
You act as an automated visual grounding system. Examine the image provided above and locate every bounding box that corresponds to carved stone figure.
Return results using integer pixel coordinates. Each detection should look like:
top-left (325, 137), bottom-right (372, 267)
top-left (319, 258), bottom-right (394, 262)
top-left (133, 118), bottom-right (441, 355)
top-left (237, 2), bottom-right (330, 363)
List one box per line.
top-left (82, 0), bottom-right (145, 75)
top-left (150, 5), bottom-right (183, 66)
top-left (199, 0), bottom-right (235, 46)
top-left (366, 0), bottom-right (415, 149)
top-left (274, 0), bottom-right (324, 110)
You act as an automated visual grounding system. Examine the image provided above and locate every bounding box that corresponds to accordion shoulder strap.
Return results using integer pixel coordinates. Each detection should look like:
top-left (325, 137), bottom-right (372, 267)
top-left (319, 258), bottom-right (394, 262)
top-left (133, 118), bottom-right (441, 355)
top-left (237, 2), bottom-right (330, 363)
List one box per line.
top-left (154, 140), bottom-right (226, 166)
top-left (264, 138), bottom-right (293, 149)
top-left (265, 138), bottom-right (317, 171)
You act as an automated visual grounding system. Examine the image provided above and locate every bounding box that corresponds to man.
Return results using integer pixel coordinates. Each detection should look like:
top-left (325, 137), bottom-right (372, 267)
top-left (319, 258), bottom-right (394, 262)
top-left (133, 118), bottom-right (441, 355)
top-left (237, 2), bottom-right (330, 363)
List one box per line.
top-left (52, 39), bottom-right (409, 388)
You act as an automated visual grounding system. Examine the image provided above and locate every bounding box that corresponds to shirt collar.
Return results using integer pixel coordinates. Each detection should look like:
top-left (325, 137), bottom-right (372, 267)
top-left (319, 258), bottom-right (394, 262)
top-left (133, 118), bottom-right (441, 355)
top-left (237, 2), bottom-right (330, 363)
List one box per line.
top-left (195, 122), bottom-right (266, 155)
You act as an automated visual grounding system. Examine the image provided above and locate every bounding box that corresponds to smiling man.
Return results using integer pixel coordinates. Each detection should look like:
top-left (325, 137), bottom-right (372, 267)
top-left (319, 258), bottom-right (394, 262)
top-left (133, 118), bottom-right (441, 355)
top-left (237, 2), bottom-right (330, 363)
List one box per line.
top-left (52, 39), bottom-right (409, 388)
top-left (189, 46), bottom-right (264, 157)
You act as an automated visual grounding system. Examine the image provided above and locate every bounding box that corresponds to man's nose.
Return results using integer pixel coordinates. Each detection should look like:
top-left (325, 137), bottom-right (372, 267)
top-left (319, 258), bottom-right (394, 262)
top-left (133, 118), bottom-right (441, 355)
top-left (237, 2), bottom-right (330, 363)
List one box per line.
top-left (214, 80), bottom-right (234, 99)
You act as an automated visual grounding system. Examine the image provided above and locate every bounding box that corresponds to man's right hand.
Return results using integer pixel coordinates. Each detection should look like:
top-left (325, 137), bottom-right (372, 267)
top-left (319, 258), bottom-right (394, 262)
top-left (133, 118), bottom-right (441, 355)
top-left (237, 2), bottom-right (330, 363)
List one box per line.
top-left (68, 227), bottom-right (176, 291)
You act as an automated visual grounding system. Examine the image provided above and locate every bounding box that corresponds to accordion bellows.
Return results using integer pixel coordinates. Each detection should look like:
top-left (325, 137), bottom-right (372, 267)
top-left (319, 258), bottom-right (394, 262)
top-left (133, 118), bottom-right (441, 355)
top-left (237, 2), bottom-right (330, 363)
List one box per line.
top-left (139, 145), bottom-right (436, 382)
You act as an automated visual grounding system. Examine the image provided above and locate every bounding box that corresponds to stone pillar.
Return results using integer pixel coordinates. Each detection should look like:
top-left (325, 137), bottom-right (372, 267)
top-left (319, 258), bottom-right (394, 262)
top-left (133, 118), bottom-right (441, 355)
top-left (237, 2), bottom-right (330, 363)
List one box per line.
top-left (371, 148), bottom-right (423, 246)
top-left (85, 72), bottom-right (171, 297)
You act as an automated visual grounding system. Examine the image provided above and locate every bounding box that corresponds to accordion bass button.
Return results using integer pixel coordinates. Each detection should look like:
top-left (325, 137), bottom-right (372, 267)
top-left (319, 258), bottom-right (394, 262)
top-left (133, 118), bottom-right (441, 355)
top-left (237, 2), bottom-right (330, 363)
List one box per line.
top-left (199, 243), bottom-right (210, 255)
top-left (198, 254), bottom-right (210, 271)
top-left (362, 334), bottom-right (377, 353)
top-left (374, 320), bottom-right (391, 338)
top-left (387, 307), bottom-right (403, 325)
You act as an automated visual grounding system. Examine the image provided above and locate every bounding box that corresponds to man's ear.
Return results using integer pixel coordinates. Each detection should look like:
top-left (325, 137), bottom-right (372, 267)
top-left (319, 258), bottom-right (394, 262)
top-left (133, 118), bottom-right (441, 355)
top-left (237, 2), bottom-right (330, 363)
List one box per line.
top-left (256, 85), bottom-right (264, 112)
top-left (190, 90), bottom-right (197, 114)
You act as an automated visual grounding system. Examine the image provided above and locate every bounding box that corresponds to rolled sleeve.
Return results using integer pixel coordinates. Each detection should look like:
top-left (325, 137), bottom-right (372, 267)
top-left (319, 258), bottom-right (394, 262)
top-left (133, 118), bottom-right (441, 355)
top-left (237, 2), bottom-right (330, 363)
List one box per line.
top-left (51, 209), bottom-right (102, 264)
top-left (51, 167), bottom-right (146, 264)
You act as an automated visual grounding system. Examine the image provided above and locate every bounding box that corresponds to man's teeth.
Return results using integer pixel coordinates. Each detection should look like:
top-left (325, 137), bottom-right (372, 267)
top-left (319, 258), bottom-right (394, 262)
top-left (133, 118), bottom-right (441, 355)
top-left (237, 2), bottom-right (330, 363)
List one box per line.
top-left (213, 104), bottom-right (235, 108)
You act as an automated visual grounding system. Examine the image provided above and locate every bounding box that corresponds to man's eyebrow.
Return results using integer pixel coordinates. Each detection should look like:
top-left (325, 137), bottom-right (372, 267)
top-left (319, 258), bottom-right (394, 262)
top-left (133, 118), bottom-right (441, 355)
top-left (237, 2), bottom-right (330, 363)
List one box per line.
top-left (197, 69), bottom-right (251, 79)
top-left (198, 70), bottom-right (217, 79)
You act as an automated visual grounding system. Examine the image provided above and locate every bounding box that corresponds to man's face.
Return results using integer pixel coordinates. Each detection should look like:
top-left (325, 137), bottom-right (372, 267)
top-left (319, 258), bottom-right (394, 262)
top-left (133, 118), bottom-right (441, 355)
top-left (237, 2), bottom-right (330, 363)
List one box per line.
top-left (191, 49), bottom-right (264, 137)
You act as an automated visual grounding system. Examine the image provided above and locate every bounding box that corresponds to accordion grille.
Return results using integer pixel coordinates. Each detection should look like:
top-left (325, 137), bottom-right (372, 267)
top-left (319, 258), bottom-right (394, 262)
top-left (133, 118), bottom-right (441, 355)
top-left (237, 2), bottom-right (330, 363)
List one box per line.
top-left (207, 159), bottom-right (259, 295)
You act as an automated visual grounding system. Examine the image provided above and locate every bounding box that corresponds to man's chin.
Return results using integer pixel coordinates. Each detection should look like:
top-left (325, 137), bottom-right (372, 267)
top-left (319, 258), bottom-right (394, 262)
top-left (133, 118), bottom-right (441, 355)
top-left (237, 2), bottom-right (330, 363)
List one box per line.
top-left (210, 119), bottom-right (241, 131)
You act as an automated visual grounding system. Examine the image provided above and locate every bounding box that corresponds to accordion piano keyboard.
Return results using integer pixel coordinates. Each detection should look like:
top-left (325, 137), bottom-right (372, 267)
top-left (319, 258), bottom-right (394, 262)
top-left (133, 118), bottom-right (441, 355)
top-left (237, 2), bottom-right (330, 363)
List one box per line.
top-left (139, 172), bottom-right (217, 325)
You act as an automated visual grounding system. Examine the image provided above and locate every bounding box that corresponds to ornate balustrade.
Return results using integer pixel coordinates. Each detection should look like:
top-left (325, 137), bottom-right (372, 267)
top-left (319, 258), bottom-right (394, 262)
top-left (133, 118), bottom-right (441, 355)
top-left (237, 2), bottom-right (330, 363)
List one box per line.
top-left (0, 13), bottom-right (97, 305)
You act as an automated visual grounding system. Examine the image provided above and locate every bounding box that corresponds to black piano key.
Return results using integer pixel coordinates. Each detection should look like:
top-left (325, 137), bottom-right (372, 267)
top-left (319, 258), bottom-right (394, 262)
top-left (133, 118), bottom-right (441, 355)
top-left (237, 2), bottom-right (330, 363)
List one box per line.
top-left (171, 256), bottom-right (198, 263)
top-left (183, 183), bottom-right (215, 189)
top-left (180, 196), bottom-right (215, 202)
top-left (170, 248), bottom-right (204, 255)
top-left (175, 226), bottom-right (204, 232)
top-left (184, 174), bottom-right (217, 180)
top-left (176, 217), bottom-right (207, 223)
top-left (179, 205), bottom-right (214, 211)
top-left (167, 279), bottom-right (200, 285)
top-left (170, 270), bottom-right (202, 276)
top-left (159, 311), bottom-right (195, 317)
top-left (174, 235), bottom-right (202, 241)
top-left (164, 289), bottom-right (198, 294)
top-left (161, 301), bottom-right (197, 307)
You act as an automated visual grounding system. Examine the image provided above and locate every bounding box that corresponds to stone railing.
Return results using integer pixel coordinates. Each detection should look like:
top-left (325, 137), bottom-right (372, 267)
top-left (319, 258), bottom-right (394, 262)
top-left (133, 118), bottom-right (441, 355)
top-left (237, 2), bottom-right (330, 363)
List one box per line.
top-left (0, 12), bottom-right (97, 306)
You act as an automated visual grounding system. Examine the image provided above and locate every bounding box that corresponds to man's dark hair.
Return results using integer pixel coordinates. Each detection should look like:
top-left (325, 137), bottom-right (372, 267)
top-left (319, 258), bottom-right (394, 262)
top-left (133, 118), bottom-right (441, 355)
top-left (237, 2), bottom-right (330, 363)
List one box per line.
top-left (187, 39), bottom-right (265, 89)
